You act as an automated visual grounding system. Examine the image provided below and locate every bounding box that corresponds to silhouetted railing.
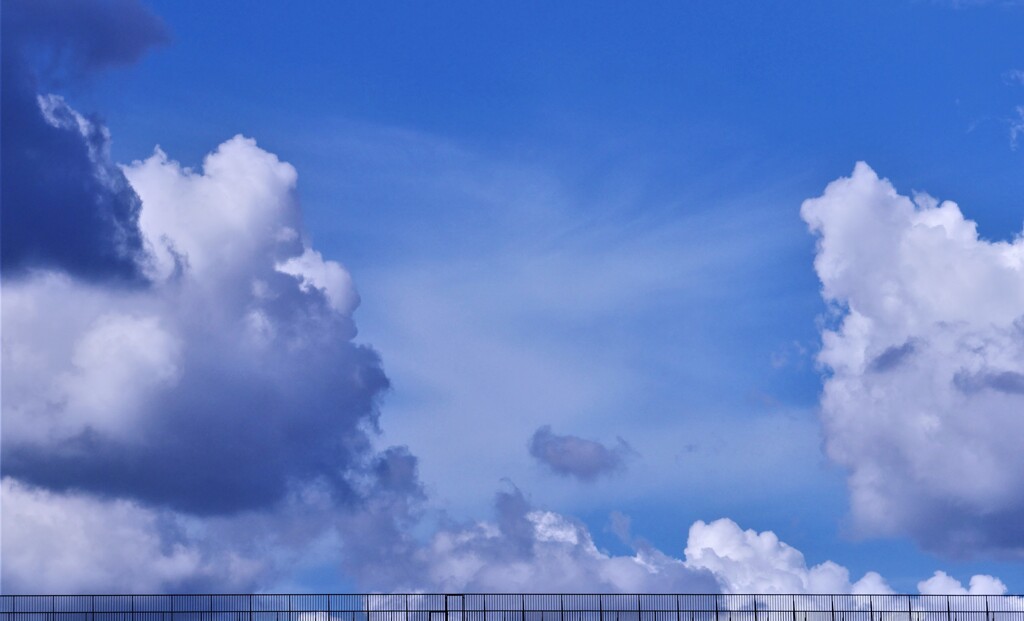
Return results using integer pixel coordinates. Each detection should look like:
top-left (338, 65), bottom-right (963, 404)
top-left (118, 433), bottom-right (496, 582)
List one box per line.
top-left (2, 595), bottom-right (1023, 621)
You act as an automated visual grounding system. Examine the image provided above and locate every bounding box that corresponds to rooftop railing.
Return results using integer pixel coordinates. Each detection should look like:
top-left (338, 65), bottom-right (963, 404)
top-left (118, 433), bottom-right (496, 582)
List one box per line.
top-left (2, 595), bottom-right (1022, 621)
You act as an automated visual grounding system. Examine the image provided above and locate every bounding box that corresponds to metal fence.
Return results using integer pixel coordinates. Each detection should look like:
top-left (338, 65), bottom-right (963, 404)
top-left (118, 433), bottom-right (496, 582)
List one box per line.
top-left (2, 595), bottom-right (1023, 621)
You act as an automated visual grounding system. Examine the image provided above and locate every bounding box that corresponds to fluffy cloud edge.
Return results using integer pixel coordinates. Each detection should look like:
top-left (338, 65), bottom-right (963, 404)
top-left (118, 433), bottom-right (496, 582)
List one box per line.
top-left (803, 162), bottom-right (1024, 556)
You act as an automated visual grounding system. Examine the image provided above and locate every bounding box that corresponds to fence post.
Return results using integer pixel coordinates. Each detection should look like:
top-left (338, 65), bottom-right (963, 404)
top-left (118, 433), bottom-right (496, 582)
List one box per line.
top-left (947, 598), bottom-right (951, 621)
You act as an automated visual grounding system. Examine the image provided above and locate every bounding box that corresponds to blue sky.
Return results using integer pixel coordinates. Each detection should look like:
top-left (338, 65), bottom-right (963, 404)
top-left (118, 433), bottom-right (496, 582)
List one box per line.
top-left (4, 0), bottom-right (1024, 595)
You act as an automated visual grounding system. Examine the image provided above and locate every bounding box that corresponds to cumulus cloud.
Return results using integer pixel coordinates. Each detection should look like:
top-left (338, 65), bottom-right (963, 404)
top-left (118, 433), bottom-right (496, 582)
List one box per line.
top-left (1, 0), bottom-right (167, 281)
top-left (345, 490), bottom-right (1007, 595)
top-left (683, 518), bottom-right (1005, 596)
top-left (685, 519), bottom-right (892, 594)
top-left (918, 571), bottom-right (1006, 596)
top-left (803, 162), bottom-right (1024, 556)
top-left (0, 479), bottom-right (264, 593)
top-left (4, 0), bottom-right (1020, 593)
top-left (2, 135), bottom-right (389, 518)
top-left (529, 425), bottom-right (634, 481)
top-left (350, 485), bottom-right (719, 593)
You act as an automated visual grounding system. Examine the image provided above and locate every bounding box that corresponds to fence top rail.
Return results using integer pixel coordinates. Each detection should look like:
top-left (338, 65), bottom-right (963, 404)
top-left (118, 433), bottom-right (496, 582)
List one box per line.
top-left (2, 593), bottom-right (1024, 598)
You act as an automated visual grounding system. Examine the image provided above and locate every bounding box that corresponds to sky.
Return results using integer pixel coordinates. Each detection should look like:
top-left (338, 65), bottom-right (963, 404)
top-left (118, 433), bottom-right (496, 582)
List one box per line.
top-left (3, 0), bottom-right (1024, 595)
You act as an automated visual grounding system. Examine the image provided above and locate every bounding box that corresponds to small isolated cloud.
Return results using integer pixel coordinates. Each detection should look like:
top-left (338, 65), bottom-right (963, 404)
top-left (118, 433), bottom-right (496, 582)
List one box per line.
top-left (1004, 69), bottom-right (1024, 85)
top-left (529, 425), bottom-right (634, 481)
top-left (1011, 106), bottom-right (1024, 150)
top-left (802, 162), bottom-right (1024, 556)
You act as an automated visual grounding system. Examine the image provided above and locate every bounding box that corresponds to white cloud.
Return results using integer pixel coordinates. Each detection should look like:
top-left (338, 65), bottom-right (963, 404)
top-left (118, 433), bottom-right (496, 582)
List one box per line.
top-left (684, 518), bottom-right (891, 595)
top-left (0, 478), bottom-right (264, 593)
top-left (2, 134), bottom-right (391, 561)
top-left (802, 162), bottom-right (1024, 555)
top-left (6, 126), bottom-right (1020, 593)
top-left (56, 313), bottom-right (181, 440)
top-left (918, 571), bottom-right (1006, 595)
top-left (127, 136), bottom-right (302, 282)
top-left (277, 246), bottom-right (358, 314)
top-left (385, 488), bottom-right (721, 593)
top-left (340, 484), bottom-right (1007, 596)
top-left (1011, 106), bottom-right (1024, 150)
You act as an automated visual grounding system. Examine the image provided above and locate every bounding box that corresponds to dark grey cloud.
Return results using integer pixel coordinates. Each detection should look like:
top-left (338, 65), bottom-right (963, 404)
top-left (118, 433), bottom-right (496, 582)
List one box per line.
top-left (0, 126), bottom-right (400, 518)
top-left (954, 369), bottom-right (1024, 395)
top-left (529, 425), bottom-right (634, 481)
top-left (1, 0), bottom-right (167, 282)
top-left (2, 272), bottom-right (392, 515)
top-left (4, 0), bottom-right (168, 74)
top-left (868, 340), bottom-right (915, 373)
